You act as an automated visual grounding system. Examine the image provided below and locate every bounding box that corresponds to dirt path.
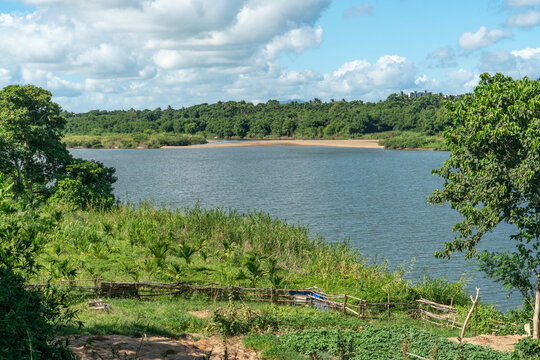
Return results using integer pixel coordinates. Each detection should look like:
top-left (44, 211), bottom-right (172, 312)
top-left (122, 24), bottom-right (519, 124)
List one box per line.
top-left (66, 334), bottom-right (259, 360)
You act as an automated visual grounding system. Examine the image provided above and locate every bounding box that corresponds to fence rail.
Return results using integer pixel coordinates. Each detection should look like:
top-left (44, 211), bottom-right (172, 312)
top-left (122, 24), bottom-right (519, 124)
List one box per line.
top-left (28, 279), bottom-right (463, 326)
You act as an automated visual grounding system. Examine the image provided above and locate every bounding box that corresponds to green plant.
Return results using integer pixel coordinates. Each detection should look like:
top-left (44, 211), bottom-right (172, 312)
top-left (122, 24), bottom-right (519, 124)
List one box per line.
top-left (177, 239), bottom-right (198, 265)
top-left (211, 302), bottom-right (278, 336)
top-left (512, 337), bottom-right (540, 359)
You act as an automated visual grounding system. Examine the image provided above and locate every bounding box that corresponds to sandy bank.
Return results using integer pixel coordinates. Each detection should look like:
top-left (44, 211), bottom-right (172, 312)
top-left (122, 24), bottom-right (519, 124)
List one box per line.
top-left (162, 139), bottom-right (383, 149)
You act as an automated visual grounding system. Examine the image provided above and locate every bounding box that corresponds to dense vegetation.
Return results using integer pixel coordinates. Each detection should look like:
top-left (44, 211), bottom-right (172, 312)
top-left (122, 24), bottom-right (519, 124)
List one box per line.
top-left (63, 94), bottom-right (455, 141)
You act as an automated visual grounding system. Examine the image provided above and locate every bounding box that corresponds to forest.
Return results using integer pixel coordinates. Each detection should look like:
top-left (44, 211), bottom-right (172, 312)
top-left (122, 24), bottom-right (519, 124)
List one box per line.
top-left (64, 93), bottom-right (456, 139)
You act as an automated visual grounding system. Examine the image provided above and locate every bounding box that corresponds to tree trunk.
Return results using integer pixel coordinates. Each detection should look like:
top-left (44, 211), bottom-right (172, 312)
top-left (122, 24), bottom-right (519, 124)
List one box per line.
top-left (533, 269), bottom-right (540, 339)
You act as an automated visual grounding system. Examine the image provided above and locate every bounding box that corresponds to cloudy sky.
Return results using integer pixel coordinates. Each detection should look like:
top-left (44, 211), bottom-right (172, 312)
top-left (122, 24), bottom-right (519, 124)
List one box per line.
top-left (0, 0), bottom-right (539, 112)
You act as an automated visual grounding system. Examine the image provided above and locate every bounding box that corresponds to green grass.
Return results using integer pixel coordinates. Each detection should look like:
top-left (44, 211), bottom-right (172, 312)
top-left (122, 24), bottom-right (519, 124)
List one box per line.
top-left (34, 203), bottom-right (468, 306)
top-left (378, 131), bottom-right (447, 150)
top-left (62, 133), bottom-right (207, 149)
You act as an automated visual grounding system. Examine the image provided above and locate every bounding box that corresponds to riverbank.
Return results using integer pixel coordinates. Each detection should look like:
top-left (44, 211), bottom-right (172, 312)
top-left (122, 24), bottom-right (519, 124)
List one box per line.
top-left (164, 139), bottom-right (384, 149)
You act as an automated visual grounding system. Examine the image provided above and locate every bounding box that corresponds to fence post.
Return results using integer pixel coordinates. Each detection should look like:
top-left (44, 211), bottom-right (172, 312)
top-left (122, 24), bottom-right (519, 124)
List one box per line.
top-left (270, 288), bottom-right (274, 304)
top-left (387, 293), bottom-right (391, 322)
top-left (363, 300), bottom-right (367, 320)
top-left (343, 295), bottom-right (348, 314)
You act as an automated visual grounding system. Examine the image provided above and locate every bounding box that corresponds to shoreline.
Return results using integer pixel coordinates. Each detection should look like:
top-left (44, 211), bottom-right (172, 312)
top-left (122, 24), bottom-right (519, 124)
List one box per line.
top-left (162, 139), bottom-right (384, 149)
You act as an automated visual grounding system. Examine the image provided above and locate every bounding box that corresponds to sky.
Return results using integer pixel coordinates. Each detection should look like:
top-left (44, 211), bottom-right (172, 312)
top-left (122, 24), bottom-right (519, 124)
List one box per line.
top-left (0, 0), bottom-right (539, 112)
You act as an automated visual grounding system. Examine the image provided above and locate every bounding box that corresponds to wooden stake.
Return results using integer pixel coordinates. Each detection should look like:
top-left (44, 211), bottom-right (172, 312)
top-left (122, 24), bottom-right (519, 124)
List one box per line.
top-left (460, 287), bottom-right (480, 340)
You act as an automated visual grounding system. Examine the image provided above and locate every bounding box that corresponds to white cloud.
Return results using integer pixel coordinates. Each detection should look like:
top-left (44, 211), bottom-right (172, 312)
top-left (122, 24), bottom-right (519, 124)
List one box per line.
top-left (507, 0), bottom-right (540, 7)
top-left (506, 10), bottom-right (540, 27)
top-left (263, 26), bottom-right (323, 59)
top-left (510, 47), bottom-right (540, 58)
top-left (480, 48), bottom-right (540, 79)
top-left (458, 26), bottom-right (513, 51)
top-left (320, 55), bottom-right (416, 95)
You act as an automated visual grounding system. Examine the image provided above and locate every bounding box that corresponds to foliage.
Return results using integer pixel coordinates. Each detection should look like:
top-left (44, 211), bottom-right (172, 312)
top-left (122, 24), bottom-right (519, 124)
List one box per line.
top-left (0, 85), bottom-right (72, 198)
top-left (262, 326), bottom-right (511, 360)
top-left (51, 159), bottom-right (117, 209)
top-left (62, 133), bottom-right (207, 149)
top-left (429, 73), bottom-right (540, 306)
top-left (512, 337), bottom-right (540, 359)
top-left (243, 333), bottom-right (279, 351)
top-left (0, 84), bottom-right (117, 205)
top-left (0, 176), bottom-right (77, 359)
top-left (32, 203), bottom-right (463, 303)
top-left (63, 94), bottom-right (456, 142)
top-left (380, 131), bottom-right (447, 150)
top-left (414, 274), bottom-right (469, 306)
top-left (211, 302), bottom-right (279, 336)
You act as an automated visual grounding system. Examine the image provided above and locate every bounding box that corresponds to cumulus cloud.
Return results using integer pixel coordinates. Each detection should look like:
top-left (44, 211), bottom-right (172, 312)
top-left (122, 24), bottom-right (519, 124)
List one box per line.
top-left (506, 10), bottom-right (540, 27)
top-left (458, 26), bottom-right (513, 51)
top-left (319, 55), bottom-right (416, 95)
top-left (344, 4), bottom-right (373, 18)
top-left (263, 26), bottom-right (323, 59)
top-left (426, 46), bottom-right (458, 67)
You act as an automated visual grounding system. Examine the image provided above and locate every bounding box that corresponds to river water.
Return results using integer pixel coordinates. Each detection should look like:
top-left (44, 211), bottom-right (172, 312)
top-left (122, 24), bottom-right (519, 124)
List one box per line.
top-left (71, 146), bottom-right (521, 309)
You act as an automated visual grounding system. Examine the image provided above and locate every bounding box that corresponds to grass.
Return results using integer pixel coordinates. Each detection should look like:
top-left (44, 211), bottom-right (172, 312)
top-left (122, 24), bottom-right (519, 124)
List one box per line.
top-left (62, 133), bottom-right (207, 149)
top-left (61, 294), bottom-right (483, 339)
top-left (378, 131), bottom-right (448, 150)
top-left (34, 203), bottom-right (468, 306)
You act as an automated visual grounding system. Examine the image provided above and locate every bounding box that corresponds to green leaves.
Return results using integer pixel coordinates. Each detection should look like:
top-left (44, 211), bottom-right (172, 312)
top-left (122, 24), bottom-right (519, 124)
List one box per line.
top-left (429, 72), bottom-right (540, 305)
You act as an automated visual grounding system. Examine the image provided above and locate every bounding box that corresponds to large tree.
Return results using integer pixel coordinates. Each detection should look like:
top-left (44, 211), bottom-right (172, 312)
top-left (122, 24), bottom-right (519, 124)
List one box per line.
top-left (0, 85), bottom-right (71, 197)
top-left (429, 73), bottom-right (540, 336)
top-left (0, 84), bottom-right (116, 207)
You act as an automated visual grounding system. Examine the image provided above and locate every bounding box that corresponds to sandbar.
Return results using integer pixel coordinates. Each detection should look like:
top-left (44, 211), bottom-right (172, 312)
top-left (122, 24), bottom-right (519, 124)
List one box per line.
top-left (162, 139), bottom-right (383, 149)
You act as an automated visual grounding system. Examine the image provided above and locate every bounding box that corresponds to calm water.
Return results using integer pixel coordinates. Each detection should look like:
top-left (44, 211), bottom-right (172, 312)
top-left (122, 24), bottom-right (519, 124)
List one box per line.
top-left (71, 146), bottom-right (520, 309)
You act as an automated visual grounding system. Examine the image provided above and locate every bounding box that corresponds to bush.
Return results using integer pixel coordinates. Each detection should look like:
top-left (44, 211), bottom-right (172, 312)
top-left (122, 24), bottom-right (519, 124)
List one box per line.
top-left (211, 302), bottom-right (279, 336)
top-left (512, 337), bottom-right (540, 359)
top-left (0, 268), bottom-right (78, 359)
top-left (0, 177), bottom-right (77, 359)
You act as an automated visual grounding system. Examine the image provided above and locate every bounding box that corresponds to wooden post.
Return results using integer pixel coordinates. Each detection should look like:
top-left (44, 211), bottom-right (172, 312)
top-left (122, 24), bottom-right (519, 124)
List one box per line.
top-left (533, 269), bottom-right (540, 339)
top-left (460, 287), bottom-right (480, 340)
top-left (343, 295), bottom-right (348, 314)
top-left (387, 293), bottom-right (391, 322)
top-left (270, 288), bottom-right (274, 304)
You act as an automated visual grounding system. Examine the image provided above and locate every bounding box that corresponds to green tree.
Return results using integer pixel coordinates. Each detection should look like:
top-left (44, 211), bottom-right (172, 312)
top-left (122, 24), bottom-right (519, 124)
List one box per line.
top-left (0, 85), bottom-right (71, 198)
top-left (51, 159), bottom-right (117, 209)
top-left (428, 73), bottom-right (540, 337)
top-left (0, 84), bottom-right (117, 206)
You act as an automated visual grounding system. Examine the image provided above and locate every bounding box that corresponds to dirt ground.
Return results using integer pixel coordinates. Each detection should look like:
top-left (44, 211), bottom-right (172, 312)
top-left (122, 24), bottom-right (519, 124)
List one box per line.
top-left (448, 334), bottom-right (527, 352)
top-left (66, 334), bottom-right (260, 360)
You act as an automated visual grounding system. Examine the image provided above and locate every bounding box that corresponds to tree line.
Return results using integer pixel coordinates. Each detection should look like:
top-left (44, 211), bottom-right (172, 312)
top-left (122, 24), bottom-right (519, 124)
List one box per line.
top-left (64, 94), bottom-right (458, 138)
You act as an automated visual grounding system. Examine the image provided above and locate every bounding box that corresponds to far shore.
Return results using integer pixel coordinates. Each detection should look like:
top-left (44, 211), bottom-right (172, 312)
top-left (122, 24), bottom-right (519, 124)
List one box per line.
top-left (161, 139), bottom-right (384, 149)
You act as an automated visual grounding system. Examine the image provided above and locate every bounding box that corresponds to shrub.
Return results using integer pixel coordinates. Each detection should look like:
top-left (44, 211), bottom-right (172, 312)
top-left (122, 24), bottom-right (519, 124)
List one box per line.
top-left (211, 302), bottom-right (279, 336)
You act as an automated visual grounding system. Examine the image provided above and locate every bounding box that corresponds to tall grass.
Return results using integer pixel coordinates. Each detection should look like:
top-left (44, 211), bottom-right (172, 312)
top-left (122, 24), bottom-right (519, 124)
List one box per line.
top-left (36, 203), bottom-right (467, 305)
top-left (62, 133), bottom-right (207, 149)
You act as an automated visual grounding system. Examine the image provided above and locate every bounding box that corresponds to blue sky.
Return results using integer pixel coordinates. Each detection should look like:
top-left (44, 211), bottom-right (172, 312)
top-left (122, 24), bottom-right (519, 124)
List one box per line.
top-left (0, 0), bottom-right (539, 111)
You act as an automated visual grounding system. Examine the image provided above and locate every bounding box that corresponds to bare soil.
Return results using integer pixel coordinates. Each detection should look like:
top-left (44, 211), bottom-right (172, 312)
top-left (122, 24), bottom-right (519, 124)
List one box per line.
top-left (448, 334), bottom-right (527, 352)
top-left (67, 334), bottom-right (259, 360)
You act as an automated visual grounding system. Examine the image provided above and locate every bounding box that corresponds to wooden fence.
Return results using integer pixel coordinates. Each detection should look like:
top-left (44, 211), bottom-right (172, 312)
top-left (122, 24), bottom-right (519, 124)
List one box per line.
top-left (28, 279), bottom-right (461, 326)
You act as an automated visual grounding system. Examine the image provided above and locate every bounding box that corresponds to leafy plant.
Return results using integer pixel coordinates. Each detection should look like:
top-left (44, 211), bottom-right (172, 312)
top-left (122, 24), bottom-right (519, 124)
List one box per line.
top-left (177, 239), bottom-right (197, 265)
top-left (211, 302), bottom-right (278, 336)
